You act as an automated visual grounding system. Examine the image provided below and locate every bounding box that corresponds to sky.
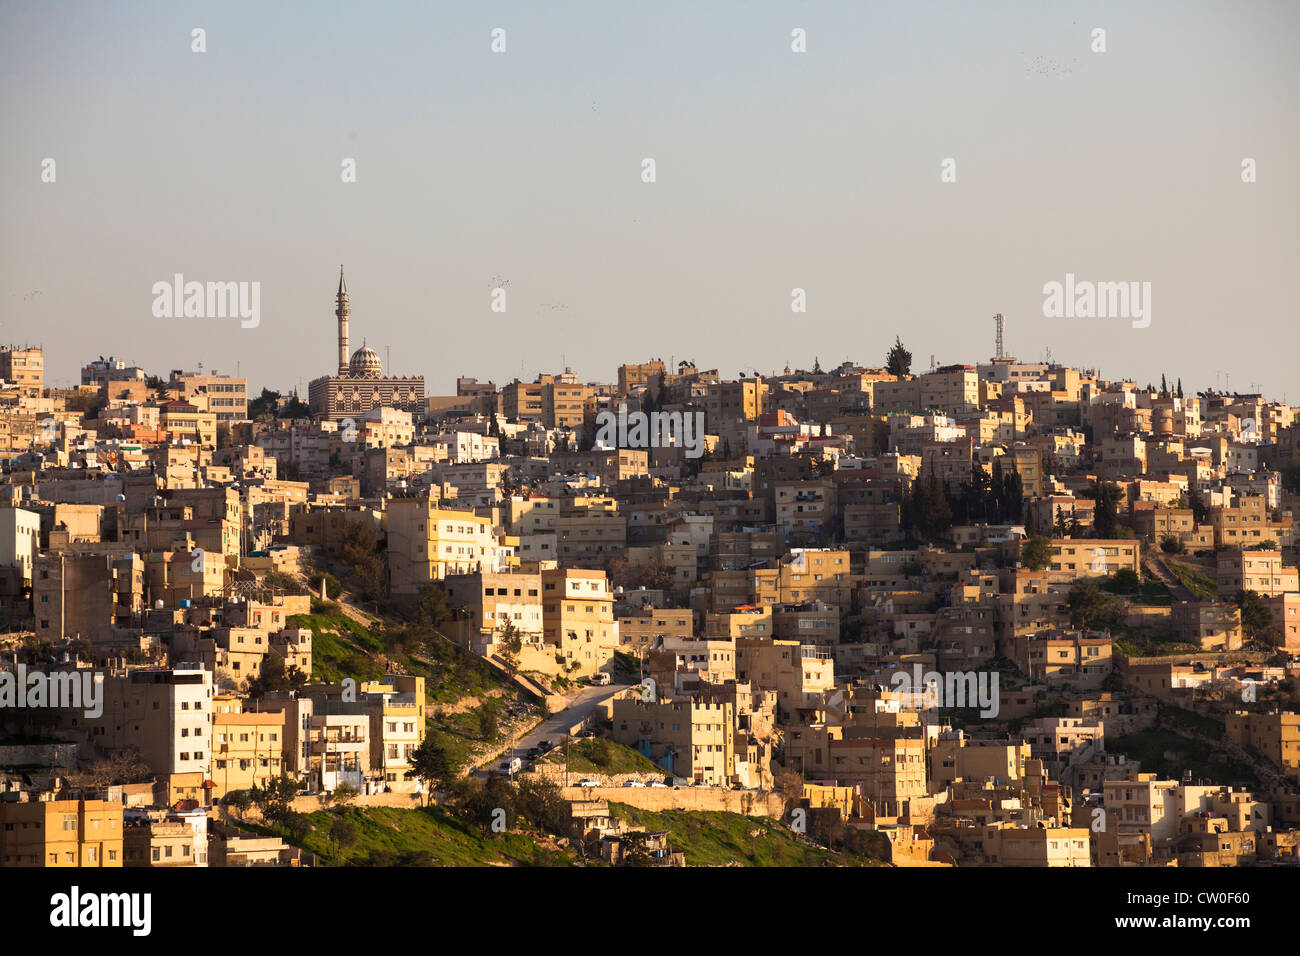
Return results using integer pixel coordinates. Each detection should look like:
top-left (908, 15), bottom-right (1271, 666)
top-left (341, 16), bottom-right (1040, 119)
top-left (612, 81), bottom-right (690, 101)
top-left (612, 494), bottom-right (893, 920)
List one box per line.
top-left (2, 0), bottom-right (1297, 400)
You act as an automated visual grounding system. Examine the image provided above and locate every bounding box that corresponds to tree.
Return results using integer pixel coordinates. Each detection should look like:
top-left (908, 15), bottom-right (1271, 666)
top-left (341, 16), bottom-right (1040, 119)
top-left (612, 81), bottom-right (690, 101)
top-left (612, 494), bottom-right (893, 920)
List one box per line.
top-left (1176, 378), bottom-right (1183, 398)
top-left (1091, 481), bottom-right (1121, 538)
top-left (250, 774), bottom-right (300, 826)
top-left (223, 790), bottom-right (251, 822)
top-left (1054, 506), bottom-right (1068, 538)
top-left (248, 388), bottom-right (282, 420)
top-left (281, 810), bottom-right (312, 843)
top-left (338, 519), bottom-right (387, 600)
top-left (408, 736), bottom-right (456, 800)
top-left (331, 782), bottom-right (359, 808)
top-left (414, 582), bottom-right (451, 628)
top-left (477, 700), bottom-right (500, 741)
top-left (497, 619), bottom-right (524, 681)
top-left (1160, 534), bottom-right (1185, 555)
top-left (885, 336), bottom-right (912, 376)
top-left (1109, 567), bottom-right (1141, 594)
top-left (907, 465), bottom-right (952, 540)
top-left (330, 816), bottom-right (358, 858)
top-left (1022, 535), bottom-right (1054, 571)
top-left (1160, 374), bottom-right (1168, 397)
top-left (1235, 589), bottom-right (1274, 642)
top-left (1067, 581), bottom-right (1118, 630)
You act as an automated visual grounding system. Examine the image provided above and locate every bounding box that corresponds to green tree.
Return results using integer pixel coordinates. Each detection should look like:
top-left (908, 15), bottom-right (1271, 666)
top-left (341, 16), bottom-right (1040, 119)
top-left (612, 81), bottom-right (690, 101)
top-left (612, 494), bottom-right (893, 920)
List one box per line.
top-left (414, 582), bottom-right (451, 628)
top-left (497, 619), bottom-right (524, 681)
top-left (250, 774), bottom-right (300, 825)
top-left (408, 735), bottom-right (456, 800)
top-left (477, 700), bottom-right (500, 741)
top-left (1022, 535), bottom-right (1054, 571)
top-left (223, 790), bottom-right (251, 822)
top-left (1092, 481), bottom-right (1121, 538)
top-left (885, 336), bottom-right (912, 376)
top-left (1109, 567), bottom-right (1141, 594)
top-left (1235, 589), bottom-right (1274, 642)
top-left (330, 816), bottom-right (358, 858)
top-left (1068, 581), bottom-right (1117, 630)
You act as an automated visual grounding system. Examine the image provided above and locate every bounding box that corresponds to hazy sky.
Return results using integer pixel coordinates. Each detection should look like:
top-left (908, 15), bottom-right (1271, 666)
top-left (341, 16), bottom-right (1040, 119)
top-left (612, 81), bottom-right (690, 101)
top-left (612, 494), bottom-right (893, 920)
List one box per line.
top-left (2, 0), bottom-right (1297, 400)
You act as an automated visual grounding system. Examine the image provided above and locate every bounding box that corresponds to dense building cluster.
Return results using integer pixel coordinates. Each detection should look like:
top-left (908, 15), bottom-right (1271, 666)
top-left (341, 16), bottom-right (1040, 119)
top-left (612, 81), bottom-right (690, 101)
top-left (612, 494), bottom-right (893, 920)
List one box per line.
top-left (1, 277), bottom-right (1299, 867)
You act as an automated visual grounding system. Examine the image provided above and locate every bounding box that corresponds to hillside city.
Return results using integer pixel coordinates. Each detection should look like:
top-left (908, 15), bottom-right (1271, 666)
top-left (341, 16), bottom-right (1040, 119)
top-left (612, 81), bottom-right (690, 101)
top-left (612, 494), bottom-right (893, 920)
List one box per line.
top-left (1, 280), bottom-right (1298, 868)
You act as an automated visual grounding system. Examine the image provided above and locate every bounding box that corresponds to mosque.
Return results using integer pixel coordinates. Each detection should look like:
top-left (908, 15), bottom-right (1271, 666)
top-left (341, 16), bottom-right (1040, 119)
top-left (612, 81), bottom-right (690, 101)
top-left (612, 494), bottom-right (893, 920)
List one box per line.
top-left (307, 267), bottom-right (425, 420)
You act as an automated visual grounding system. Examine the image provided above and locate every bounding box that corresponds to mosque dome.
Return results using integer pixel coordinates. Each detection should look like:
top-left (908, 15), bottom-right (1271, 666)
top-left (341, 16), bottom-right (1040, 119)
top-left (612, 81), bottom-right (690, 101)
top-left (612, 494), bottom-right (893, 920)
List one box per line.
top-left (349, 343), bottom-right (383, 378)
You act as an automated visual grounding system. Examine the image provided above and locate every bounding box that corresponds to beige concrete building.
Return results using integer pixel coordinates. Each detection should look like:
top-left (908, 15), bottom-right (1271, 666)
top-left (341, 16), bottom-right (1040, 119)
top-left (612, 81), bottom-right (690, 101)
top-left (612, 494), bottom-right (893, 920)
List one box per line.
top-left (0, 796), bottom-right (122, 868)
top-left (611, 698), bottom-right (737, 786)
top-left (386, 498), bottom-right (508, 596)
top-left (542, 567), bottom-right (619, 675)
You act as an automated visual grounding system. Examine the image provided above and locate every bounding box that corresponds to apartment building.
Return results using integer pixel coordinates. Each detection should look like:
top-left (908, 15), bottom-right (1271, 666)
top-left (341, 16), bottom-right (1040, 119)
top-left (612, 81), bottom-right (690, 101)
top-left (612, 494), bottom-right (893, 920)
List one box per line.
top-left (362, 675), bottom-right (427, 793)
top-left (1171, 601), bottom-right (1243, 651)
top-left (541, 568), bottom-right (619, 676)
top-left (443, 570), bottom-right (544, 651)
top-left (168, 369), bottom-right (248, 422)
top-left (0, 796), bottom-right (123, 868)
top-left (617, 606), bottom-right (695, 653)
top-left (1226, 712), bottom-right (1300, 774)
top-left (1043, 538), bottom-right (1140, 578)
top-left (33, 552), bottom-right (145, 642)
top-left (1215, 549), bottom-right (1299, 598)
top-left (97, 666), bottom-right (214, 806)
top-left (386, 498), bottom-right (506, 595)
top-left (0, 505), bottom-right (41, 583)
top-left (611, 698), bottom-right (737, 786)
top-left (0, 345), bottom-right (44, 392)
top-left (211, 707), bottom-right (287, 800)
top-left (982, 824), bottom-right (1091, 867)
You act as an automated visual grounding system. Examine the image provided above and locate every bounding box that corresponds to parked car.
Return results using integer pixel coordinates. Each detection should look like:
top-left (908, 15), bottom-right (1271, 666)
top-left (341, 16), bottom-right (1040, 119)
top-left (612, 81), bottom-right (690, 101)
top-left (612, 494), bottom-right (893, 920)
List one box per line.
top-left (623, 780), bottom-right (645, 788)
top-left (498, 757), bottom-right (522, 776)
top-left (538, 740), bottom-right (552, 751)
top-left (577, 778), bottom-right (601, 788)
top-left (648, 780), bottom-right (669, 788)
top-left (591, 672), bottom-right (611, 685)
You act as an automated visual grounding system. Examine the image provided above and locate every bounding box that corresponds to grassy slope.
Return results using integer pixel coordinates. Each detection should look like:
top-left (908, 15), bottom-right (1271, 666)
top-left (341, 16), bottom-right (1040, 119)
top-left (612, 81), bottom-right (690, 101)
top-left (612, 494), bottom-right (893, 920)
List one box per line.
top-left (276, 805), bottom-right (579, 867)
top-left (607, 803), bottom-right (885, 867)
top-left (545, 738), bottom-right (666, 776)
top-left (289, 601), bottom-right (539, 773)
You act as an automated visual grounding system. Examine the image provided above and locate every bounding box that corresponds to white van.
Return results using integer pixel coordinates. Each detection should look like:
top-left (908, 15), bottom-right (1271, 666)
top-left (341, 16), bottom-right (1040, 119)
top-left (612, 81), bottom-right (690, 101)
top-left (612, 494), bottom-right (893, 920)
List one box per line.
top-left (592, 672), bottom-right (611, 685)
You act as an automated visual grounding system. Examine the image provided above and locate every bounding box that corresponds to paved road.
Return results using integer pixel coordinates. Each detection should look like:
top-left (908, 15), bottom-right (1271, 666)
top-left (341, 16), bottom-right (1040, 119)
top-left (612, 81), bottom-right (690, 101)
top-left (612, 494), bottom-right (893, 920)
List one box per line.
top-left (473, 682), bottom-right (631, 778)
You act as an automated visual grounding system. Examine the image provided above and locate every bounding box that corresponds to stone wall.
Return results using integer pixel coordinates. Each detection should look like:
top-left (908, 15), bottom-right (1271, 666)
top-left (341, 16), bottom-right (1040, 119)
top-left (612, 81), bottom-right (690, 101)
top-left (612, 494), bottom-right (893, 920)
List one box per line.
top-left (559, 783), bottom-right (785, 817)
top-left (0, 743), bottom-right (78, 770)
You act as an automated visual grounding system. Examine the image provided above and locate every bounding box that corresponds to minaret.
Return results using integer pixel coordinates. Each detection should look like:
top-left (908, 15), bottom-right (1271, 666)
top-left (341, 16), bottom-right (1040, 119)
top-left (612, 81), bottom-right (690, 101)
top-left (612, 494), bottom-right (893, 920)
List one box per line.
top-left (336, 265), bottom-right (350, 376)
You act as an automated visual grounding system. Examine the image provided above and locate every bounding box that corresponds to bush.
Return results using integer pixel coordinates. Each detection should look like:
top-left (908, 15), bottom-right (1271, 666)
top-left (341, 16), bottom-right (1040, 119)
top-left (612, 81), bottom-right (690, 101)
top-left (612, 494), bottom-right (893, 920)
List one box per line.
top-left (1160, 535), bottom-right (1185, 554)
top-left (309, 570), bottom-right (343, 599)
